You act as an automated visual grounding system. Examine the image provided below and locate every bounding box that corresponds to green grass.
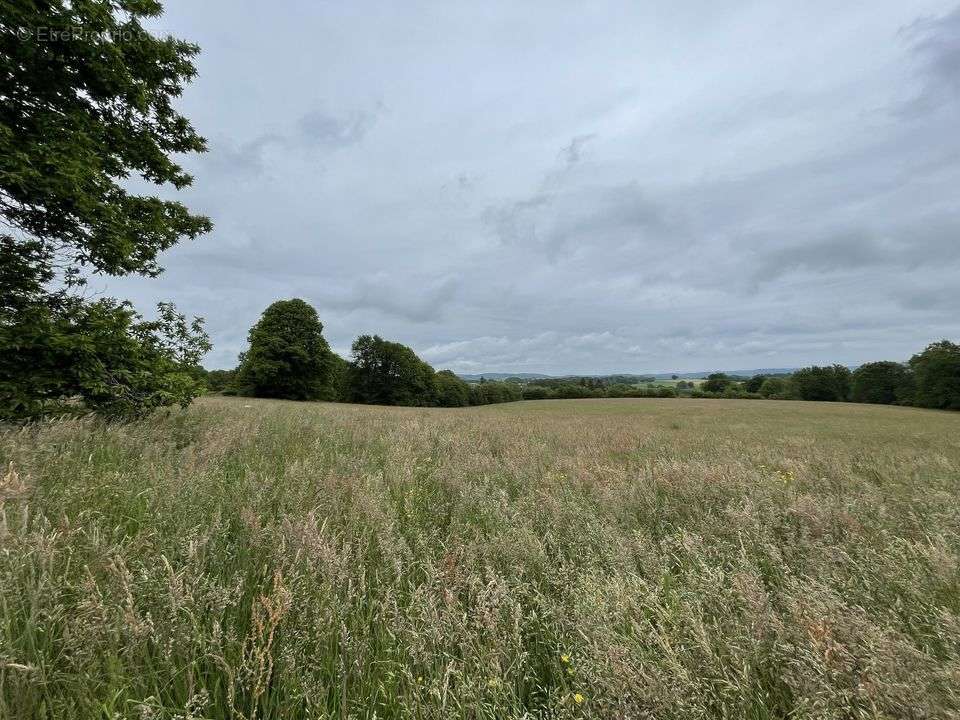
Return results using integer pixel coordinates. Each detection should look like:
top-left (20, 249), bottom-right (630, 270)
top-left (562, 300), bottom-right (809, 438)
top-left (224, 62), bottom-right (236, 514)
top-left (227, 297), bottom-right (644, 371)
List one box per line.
top-left (633, 378), bottom-right (705, 388)
top-left (1, 397), bottom-right (959, 719)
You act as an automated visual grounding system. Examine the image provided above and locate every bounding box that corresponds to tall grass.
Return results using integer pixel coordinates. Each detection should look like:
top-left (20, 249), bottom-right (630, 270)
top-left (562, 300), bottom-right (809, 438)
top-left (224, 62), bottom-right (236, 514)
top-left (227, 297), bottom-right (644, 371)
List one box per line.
top-left (1, 397), bottom-right (958, 718)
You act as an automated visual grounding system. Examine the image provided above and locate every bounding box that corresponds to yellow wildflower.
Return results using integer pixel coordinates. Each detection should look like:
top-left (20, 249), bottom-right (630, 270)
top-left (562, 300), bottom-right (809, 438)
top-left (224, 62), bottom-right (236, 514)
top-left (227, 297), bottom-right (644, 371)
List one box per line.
top-left (573, 693), bottom-right (585, 704)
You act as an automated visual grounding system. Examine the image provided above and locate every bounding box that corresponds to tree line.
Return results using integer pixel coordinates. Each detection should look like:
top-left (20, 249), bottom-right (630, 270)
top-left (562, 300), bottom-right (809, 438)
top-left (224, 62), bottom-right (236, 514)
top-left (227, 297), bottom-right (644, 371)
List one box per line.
top-left (202, 299), bottom-right (521, 408)
top-left (2, 2), bottom-right (958, 421)
top-left (682, 350), bottom-right (959, 409)
top-left (200, 298), bottom-right (960, 412)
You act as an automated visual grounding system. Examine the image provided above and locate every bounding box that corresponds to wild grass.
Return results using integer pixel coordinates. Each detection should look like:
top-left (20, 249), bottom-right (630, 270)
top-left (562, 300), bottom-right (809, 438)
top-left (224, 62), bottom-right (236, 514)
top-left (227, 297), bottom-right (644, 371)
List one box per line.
top-left (1, 397), bottom-right (959, 719)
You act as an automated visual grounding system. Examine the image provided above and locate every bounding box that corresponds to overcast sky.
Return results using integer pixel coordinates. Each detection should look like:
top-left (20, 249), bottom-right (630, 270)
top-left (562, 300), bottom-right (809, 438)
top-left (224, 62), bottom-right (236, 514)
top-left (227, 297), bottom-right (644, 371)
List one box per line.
top-left (101, 1), bottom-right (960, 374)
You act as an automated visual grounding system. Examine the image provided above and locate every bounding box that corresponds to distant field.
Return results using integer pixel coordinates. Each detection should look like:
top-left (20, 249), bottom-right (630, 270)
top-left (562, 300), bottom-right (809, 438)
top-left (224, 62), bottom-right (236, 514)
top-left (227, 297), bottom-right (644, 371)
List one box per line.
top-left (636, 377), bottom-right (705, 388)
top-left (2, 397), bottom-right (959, 718)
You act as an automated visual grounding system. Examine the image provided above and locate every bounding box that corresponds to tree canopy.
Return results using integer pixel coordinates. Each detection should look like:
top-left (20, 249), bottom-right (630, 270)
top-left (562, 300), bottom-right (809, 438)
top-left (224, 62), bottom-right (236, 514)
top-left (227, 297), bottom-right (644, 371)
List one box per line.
top-left (909, 340), bottom-right (960, 410)
top-left (851, 361), bottom-right (912, 405)
top-left (236, 299), bottom-right (336, 401)
top-left (791, 365), bottom-right (851, 402)
top-left (0, 2), bottom-right (212, 420)
top-left (1, 1), bottom-right (211, 276)
top-left (349, 335), bottom-right (438, 406)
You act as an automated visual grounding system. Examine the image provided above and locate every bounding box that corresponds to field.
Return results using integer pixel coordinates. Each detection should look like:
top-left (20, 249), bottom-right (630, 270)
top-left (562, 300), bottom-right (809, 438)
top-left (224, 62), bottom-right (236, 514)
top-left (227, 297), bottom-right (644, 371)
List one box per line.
top-left (1, 397), bottom-right (959, 719)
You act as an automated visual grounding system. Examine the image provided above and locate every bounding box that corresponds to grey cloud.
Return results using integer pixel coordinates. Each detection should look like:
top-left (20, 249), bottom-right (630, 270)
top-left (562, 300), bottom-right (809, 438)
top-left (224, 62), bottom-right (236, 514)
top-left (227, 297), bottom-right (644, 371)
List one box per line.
top-left (298, 105), bottom-right (381, 147)
top-left (102, 0), bottom-right (960, 373)
top-left (749, 232), bottom-right (890, 284)
top-left (200, 105), bottom-right (381, 178)
top-left (482, 194), bottom-right (551, 246)
top-left (898, 286), bottom-right (955, 310)
top-left (202, 133), bottom-right (283, 177)
top-left (544, 183), bottom-right (674, 258)
top-left (559, 133), bottom-right (596, 166)
top-left (316, 275), bottom-right (459, 324)
top-left (900, 5), bottom-right (960, 113)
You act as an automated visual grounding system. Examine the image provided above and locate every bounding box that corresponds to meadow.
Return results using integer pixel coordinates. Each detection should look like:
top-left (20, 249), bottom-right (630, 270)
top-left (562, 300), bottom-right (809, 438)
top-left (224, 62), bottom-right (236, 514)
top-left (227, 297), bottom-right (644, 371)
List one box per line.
top-left (1, 397), bottom-right (958, 719)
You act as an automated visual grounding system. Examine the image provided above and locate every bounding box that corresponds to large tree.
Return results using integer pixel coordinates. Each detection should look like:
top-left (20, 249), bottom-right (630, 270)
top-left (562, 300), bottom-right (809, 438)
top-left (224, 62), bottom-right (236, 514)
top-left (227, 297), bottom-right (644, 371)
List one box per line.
top-left (434, 369), bottom-right (470, 407)
top-left (850, 361), bottom-right (912, 405)
top-left (349, 335), bottom-right (437, 406)
top-left (236, 299), bottom-right (336, 401)
top-left (701, 373), bottom-right (734, 394)
top-left (909, 340), bottom-right (960, 410)
top-left (0, 1), bottom-right (212, 419)
top-left (791, 365), bottom-right (851, 402)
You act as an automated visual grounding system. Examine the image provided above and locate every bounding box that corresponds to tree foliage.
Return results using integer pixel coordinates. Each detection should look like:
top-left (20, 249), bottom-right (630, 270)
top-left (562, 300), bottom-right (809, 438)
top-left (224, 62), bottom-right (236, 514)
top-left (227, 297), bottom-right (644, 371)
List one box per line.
top-left (702, 373), bottom-right (734, 393)
top-left (435, 370), bottom-right (471, 407)
top-left (791, 365), bottom-right (851, 402)
top-left (236, 300), bottom-right (335, 400)
top-left (0, 250), bottom-right (210, 419)
top-left (851, 361), bottom-right (912, 405)
top-left (349, 335), bottom-right (438, 406)
top-left (909, 340), bottom-right (960, 410)
top-left (758, 377), bottom-right (789, 399)
top-left (1, 1), bottom-right (211, 275)
top-left (0, 1), bottom-right (212, 420)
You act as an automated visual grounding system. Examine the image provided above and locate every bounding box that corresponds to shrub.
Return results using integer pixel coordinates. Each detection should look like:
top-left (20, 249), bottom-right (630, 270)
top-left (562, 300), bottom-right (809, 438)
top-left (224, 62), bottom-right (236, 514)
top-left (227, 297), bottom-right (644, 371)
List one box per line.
top-left (1, 289), bottom-right (210, 420)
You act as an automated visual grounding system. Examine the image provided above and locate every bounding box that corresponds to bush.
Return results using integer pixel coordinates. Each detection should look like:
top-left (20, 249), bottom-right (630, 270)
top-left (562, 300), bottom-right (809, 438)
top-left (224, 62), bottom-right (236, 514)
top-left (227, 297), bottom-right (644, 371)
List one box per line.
top-left (205, 369), bottom-right (237, 393)
top-left (1, 293), bottom-right (210, 420)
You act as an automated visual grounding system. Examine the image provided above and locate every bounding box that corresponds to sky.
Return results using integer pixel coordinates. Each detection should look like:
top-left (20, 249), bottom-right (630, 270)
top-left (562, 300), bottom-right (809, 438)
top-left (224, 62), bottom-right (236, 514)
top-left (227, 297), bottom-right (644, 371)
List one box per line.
top-left (101, 0), bottom-right (960, 374)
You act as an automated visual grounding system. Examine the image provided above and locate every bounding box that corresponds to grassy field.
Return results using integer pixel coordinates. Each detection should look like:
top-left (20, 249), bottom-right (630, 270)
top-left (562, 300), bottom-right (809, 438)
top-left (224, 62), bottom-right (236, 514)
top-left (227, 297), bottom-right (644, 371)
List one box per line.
top-left (1, 397), bottom-right (959, 719)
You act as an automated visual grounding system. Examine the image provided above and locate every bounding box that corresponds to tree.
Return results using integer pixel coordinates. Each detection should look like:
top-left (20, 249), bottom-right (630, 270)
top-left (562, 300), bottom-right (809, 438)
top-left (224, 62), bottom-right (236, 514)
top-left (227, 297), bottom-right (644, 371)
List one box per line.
top-left (522, 385), bottom-right (550, 400)
top-left (745, 375), bottom-right (767, 393)
top-left (851, 361), bottom-right (912, 405)
top-left (205, 369), bottom-right (237, 393)
top-left (702, 373), bottom-right (733, 393)
top-left (349, 335), bottom-right (437, 406)
top-left (236, 300), bottom-right (335, 400)
top-left (791, 365), bottom-right (851, 402)
top-left (0, 277), bottom-right (210, 419)
top-left (759, 377), bottom-right (789, 399)
top-left (1, 2), bottom-right (212, 419)
top-left (435, 370), bottom-right (471, 407)
top-left (470, 381), bottom-right (523, 404)
top-left (909, 340), bottom-right (960, 410)
top-left (327, 352), bottom-right (352, 402)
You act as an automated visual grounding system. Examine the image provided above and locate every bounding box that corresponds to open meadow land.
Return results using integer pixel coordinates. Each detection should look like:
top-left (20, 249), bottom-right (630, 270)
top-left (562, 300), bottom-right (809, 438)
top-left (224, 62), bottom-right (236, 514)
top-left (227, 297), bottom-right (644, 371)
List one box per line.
top-left (2, 397), bottom-right (959, 719)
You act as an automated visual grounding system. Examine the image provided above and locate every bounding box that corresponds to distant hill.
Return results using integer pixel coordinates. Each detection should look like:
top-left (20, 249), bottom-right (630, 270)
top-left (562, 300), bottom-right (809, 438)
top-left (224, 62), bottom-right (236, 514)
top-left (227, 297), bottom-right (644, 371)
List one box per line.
top-left (458, 373), bottom-right (553, 382)
top-left (655, 368), bottom-right (798, 379)
top-left (458, 369), bottom-right (800, 382)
